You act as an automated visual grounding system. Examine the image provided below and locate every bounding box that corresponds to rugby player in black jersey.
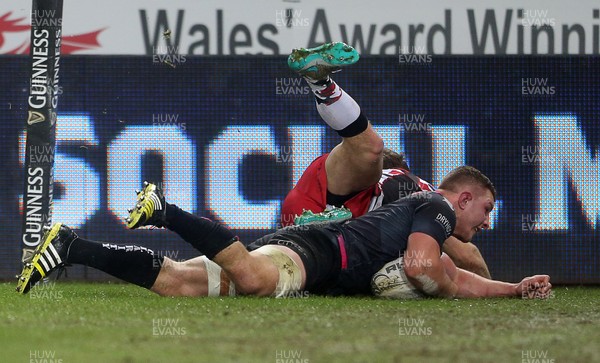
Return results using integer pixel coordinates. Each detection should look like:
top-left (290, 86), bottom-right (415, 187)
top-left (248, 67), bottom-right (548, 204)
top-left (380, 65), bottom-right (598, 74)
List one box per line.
top-left (17, 166), bottom-right (551, 299)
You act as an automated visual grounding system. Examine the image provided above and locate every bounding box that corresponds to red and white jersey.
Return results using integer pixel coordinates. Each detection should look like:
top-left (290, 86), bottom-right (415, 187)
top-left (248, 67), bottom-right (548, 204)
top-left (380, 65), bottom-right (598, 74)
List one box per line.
top-left (367, 168), bottom-right (436, 212)
top-left (280, 154), bottom-right (435, 226)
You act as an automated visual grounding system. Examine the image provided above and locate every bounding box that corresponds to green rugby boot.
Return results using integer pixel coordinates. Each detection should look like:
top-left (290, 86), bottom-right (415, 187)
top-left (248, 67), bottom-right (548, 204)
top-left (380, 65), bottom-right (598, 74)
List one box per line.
top-left (287, 42), bottom-right (359, 80)
top-left (294, 206), bottom-right (353, 225)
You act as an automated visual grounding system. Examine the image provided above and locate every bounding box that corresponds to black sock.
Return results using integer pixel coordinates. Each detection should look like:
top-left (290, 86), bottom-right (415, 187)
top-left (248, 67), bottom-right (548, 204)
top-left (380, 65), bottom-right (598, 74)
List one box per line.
top-left (337, 111), bottom-right (369, 137)
top-left (67, 237), bottom-right (163, 289)
top-left (165, 203), bottom-right (237, 259)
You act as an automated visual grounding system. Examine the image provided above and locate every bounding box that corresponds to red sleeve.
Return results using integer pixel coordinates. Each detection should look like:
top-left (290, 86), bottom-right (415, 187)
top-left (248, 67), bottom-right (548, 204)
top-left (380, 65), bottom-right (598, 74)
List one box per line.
top-left (280, 154), bottom-right (329, 226)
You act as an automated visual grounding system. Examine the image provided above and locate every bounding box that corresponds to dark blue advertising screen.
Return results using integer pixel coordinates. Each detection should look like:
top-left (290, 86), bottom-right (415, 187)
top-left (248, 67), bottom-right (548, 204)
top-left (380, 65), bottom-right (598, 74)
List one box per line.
top-left (0, 55), bottom-right (598, 283)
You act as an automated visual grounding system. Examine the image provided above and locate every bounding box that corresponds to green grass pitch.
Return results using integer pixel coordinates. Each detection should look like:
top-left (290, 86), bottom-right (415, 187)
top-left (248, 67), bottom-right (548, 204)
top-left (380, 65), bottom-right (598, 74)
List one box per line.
top-left (1, 283), bottom-right (598, 363)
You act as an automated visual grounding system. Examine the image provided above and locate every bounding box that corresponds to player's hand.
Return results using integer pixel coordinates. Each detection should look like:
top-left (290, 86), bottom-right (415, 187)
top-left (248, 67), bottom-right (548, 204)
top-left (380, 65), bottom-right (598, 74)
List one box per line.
top-left (517, 275), bottom-right (552, 299)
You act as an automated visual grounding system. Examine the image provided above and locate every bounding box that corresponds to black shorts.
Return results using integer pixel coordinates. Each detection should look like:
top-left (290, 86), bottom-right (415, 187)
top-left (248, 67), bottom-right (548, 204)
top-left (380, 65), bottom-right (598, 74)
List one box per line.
top-left (247, 225), bottom-right (342, 294)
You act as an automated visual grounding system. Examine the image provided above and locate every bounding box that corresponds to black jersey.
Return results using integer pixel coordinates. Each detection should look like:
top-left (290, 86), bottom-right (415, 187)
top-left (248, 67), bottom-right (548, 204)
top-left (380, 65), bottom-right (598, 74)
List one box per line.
top-left (326, 191), bottom-right (456, 295)
top-left (249, 191), bottom-right (455, 295)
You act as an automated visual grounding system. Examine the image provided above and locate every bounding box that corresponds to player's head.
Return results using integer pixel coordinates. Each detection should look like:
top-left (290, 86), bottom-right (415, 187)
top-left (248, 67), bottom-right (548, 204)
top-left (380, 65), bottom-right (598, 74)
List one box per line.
top-left (382, 148), bottom-right (410, 170)
top-left (438, 166), bottom-right (496, 242)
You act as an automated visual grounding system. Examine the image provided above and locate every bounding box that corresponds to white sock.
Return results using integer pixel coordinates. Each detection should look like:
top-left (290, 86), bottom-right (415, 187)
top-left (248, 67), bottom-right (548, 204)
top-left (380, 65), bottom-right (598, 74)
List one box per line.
top-left (303, 76), bottom-right (363, 134)
top-left (315, 90), bottom-right (361, 131)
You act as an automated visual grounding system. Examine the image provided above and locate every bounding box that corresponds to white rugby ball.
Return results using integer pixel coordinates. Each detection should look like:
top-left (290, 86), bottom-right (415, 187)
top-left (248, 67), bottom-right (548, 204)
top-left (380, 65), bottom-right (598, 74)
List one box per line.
top-left (371, 257), bottom-right (426, 299)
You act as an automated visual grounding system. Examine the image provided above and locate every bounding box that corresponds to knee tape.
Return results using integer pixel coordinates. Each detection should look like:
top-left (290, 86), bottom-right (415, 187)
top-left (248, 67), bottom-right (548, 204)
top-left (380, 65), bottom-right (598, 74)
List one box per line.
top-left (200, 256), bottom-right (236, 296)
top-left (255, 245), bottom-right (303, 298)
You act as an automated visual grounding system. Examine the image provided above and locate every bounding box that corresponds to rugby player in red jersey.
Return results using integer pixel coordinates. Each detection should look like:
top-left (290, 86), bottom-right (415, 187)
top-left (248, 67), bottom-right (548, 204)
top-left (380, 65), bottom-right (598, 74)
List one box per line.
top-left (283, 42), bottom-right (491, 279)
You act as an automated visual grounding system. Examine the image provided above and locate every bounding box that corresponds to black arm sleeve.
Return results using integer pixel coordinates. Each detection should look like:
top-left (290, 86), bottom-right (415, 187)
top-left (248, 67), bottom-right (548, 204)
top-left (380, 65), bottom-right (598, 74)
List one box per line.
top-left (409, 193), bottom-right (456, 250)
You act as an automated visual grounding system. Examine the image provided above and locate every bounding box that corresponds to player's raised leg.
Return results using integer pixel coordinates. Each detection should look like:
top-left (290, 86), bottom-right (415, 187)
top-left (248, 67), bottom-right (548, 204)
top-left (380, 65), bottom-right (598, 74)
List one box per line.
top-left (288, 42), bottom-right (384, 196)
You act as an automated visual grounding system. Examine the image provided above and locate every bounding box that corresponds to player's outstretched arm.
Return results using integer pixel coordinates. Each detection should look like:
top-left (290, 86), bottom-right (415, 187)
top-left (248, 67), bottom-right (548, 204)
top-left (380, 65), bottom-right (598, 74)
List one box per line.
top-left (450, 263), bottom-right (551, 299)
top-left (403, 232), bottom-right (552, 299)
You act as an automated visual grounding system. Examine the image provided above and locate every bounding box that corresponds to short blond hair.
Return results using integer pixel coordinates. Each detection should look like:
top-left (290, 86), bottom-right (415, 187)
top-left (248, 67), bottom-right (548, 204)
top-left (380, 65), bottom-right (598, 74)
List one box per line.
top-left (439, 166), bottom-right (496, 200)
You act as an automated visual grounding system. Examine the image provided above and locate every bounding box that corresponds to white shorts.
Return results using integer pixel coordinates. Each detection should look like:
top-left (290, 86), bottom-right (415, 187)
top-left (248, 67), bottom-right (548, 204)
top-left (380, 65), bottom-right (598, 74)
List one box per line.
top-left (201, 246), bottom-right (303, 298)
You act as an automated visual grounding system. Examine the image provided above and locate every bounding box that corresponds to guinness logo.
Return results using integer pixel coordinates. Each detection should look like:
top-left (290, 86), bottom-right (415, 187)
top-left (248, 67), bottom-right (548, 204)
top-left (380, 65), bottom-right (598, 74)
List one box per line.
top-left (27, 111), bottom-right (45, 125)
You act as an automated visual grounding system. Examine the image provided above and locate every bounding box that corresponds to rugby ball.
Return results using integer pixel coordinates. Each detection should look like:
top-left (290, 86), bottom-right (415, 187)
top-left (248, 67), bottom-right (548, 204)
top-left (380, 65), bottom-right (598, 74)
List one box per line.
top-left (371, 258), bottom-right (426, 299)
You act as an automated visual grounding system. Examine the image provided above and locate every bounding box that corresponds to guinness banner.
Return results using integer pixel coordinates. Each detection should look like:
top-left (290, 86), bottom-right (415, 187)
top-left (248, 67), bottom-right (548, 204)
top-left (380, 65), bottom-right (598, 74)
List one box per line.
top-left (21, 0), bottom-right (63, 260)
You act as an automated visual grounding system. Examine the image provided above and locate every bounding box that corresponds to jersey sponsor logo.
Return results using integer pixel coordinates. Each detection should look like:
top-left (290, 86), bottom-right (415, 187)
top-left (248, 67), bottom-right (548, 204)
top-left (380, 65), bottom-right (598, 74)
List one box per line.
top-left (435, 212), bottom-right (453, 236)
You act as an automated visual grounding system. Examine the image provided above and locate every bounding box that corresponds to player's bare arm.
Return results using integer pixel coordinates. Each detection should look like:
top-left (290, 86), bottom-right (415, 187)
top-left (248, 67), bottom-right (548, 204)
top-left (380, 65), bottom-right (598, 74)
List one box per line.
top-left (403, 232), bottom-right (459, 298)
top-left (444, 255), bottom-right (551, 298)
top-left (403, 232), bottom-right (551, 299)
